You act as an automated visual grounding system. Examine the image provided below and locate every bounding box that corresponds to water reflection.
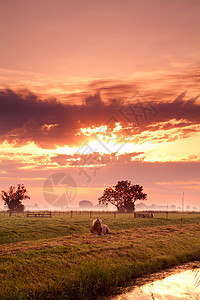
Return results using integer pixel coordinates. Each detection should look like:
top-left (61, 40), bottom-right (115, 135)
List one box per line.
top-left (112, 264), bottom-right (200, 300)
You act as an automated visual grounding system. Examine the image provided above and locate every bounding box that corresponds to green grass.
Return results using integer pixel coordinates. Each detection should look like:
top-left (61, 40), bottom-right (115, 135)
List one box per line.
top-left (0, 211), bottom-right (199, 245)
top-left (0, 212), bottom-right (200, 299)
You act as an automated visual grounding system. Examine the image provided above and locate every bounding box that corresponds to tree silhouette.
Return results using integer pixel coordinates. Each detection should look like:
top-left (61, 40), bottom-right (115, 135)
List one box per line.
top-left (1, 184), bottom-right (30, 215)
top-left (79, 200), bottom-right (93, 208)
top-left (98, 180), bottom-right (147, 212)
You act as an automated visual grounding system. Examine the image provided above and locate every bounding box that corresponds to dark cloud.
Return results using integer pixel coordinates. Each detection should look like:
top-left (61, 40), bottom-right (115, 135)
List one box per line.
top-left (154, 92), bottom-right (200, 123)
top-left (0, 89), bottom-right (108, 148)
top-left (0, 89), bottom-right (123, 148)
top-left (0, 88), bottom-right (199, 149)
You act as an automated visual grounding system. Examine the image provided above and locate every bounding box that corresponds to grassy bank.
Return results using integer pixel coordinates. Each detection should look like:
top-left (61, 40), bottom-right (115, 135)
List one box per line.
top-left (0, 213), bottom-right (200, 299)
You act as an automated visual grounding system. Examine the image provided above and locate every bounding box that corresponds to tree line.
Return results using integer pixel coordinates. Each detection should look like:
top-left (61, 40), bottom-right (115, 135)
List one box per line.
top-left (1, 180), bottom-right (147, 214)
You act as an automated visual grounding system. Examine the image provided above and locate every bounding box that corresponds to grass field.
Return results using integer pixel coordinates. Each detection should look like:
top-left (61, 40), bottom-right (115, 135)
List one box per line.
top-left (0, 212), bottom-right (200, 299)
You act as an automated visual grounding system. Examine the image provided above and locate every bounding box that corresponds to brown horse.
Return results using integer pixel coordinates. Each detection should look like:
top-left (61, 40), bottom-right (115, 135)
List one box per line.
top-left (90, 218), bottom-right (110, 235)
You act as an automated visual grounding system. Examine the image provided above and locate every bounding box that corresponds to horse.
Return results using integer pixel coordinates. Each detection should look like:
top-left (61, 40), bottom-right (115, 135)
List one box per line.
top-left (90, 218), bottom-right (110, 235)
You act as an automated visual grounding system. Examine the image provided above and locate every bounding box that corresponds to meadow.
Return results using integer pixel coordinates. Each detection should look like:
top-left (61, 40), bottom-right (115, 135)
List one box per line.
top-left (0, 211), bottom-right (200, 299)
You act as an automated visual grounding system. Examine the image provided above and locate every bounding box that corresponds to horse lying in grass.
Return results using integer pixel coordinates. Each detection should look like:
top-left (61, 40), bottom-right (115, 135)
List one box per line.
top-left (90, 218), bottom-right (110, 235)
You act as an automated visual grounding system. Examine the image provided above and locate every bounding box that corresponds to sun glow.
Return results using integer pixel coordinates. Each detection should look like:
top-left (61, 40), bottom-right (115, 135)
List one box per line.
top-left (1, 118), bottom-right (199, 172)
top-left (80, 125), bottom-right (107, 136)
top-left (41, 124), bottom-right (58, 131)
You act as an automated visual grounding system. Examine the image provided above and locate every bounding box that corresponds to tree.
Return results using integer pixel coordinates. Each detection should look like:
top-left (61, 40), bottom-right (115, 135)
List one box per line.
top-left (79, 200), bottom-right (93, 209)
top-left (98, 180), bottom-right (147, 212)
top-left (1, 184), bottom-right (30, 214)
top-left (185, 205), bottom-right (190, 211)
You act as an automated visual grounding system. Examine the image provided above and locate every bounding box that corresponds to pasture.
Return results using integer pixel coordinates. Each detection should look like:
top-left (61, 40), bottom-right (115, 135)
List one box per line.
top-left (0, 211), bottom-right (200, 299)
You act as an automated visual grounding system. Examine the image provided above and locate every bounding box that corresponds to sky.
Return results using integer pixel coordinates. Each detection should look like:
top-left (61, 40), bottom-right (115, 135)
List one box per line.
top-left (0, 0), bottom-right (200, 210)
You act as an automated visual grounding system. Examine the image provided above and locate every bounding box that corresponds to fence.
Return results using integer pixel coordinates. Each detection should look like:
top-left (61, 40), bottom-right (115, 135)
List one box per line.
top-left (0, 210), bottom-right (199, 219)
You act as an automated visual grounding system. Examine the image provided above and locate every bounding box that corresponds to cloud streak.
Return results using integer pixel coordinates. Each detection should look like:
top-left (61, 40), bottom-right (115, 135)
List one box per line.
top-left (0, 88), bottom-right (199, 149)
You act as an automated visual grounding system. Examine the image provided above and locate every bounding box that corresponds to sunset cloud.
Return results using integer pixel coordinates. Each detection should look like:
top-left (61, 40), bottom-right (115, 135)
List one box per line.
top-left (51, 152), bottom-right (144, 168)
top-left (0, 88), bottom-right (200, 151)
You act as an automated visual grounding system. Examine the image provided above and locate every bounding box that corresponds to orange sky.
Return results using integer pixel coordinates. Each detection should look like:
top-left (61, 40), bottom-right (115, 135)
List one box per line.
top-left (0, 0), bottom-right (199, 210)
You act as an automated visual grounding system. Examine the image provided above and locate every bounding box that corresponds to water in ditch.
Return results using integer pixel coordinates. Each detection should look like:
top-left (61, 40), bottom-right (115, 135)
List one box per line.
top-left (110, 262), bottom-right (200, 299)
